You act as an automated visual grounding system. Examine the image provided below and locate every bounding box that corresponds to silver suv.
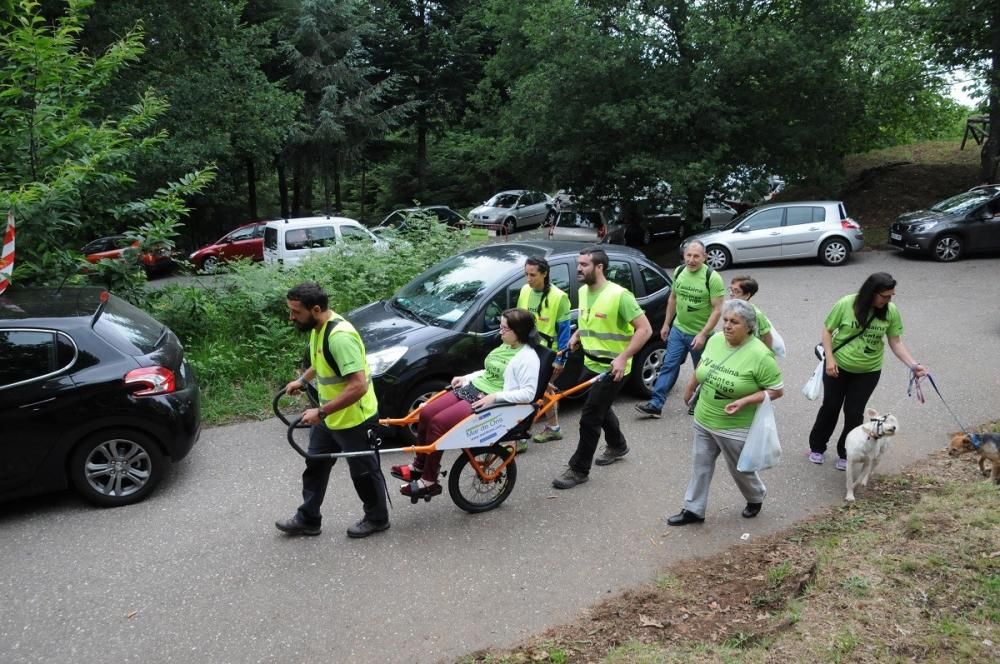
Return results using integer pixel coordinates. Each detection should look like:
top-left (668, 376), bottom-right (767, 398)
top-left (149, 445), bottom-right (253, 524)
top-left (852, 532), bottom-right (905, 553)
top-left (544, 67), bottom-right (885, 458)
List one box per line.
top-left (680, 201), bottom-right (863, 269)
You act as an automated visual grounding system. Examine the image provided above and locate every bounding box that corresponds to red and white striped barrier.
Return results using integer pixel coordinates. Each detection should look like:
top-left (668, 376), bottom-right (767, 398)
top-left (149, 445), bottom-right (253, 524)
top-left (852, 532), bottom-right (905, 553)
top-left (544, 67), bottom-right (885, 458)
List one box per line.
top-left (0, 211), bottom-right (14, 295)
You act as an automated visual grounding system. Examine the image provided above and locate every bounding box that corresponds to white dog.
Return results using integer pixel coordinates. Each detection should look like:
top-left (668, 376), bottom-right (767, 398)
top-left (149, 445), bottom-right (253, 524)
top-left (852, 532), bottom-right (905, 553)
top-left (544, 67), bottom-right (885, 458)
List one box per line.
top-left (844, 407), bottom-right (899, 502)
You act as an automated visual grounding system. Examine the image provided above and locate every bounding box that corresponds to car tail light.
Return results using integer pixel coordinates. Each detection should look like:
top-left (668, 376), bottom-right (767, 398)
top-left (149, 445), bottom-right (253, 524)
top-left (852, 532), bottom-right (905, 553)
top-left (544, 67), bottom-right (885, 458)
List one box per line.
top-left (841, 218), bottom-right (861, 230)
top-left (124, 366), bottom-right (176, 395)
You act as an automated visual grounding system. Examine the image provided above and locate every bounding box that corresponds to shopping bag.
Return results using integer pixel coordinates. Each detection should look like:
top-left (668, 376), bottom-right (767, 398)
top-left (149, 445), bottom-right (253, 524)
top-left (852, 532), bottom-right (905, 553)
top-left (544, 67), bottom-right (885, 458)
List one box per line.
top-left (802, 360), bottom-right (824, 401)
top-left (770, 327), bottom-right (786, 358)
top-left (737, 393), bottom-right (781, 472)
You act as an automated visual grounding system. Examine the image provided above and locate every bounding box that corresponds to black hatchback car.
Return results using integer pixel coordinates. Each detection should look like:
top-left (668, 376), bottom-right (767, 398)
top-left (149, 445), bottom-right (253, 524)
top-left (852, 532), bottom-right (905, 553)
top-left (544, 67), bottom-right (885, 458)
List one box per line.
top-left (0, 288), bottom-right (200, 506)
top-left (349, 241), bottom-right (672, 434)
top-left (889, 184), bottom-right (1000, 262)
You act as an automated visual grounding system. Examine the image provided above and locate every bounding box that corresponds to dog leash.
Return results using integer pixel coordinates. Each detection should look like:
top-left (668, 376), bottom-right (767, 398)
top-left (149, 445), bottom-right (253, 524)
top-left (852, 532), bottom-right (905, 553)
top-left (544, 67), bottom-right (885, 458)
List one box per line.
top-left (908, 371), bottom-right (973, 437)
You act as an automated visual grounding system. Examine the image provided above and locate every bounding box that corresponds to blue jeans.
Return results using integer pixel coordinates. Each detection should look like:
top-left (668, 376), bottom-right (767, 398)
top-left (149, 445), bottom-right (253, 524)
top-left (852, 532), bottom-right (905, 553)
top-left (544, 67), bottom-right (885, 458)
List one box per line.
top-left (648, 326), bottom-right (703, 409)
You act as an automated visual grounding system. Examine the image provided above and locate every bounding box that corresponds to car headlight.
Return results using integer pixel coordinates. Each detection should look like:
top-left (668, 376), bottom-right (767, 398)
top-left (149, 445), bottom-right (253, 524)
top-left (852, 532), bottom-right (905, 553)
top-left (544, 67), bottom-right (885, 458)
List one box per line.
top-left (367, 345), bottom-right (408, 376)
top-left (912, 222), bottom-right (939, 233)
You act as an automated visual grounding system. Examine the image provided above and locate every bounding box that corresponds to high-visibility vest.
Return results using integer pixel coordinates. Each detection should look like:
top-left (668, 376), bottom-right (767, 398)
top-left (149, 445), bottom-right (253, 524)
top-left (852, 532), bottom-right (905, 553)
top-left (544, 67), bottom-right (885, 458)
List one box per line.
top-left (516, 283), bottom-right (568, 349)
top-left (578, 282), bottom-right (634, 374)
top-left (309, 314), bottom-right (378, 430)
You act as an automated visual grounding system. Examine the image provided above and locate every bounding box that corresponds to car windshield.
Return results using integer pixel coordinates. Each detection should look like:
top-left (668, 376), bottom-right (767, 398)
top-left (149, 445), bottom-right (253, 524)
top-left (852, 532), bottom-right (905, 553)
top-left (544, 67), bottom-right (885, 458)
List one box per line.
top-left (721, 208), bottom-right (754, 230)
top-left (390, 251), bottom-right (521, 328)
top-left (484, 193), bottom-right (519, 208)
top-left (929, 189), bottom-right (999, 215)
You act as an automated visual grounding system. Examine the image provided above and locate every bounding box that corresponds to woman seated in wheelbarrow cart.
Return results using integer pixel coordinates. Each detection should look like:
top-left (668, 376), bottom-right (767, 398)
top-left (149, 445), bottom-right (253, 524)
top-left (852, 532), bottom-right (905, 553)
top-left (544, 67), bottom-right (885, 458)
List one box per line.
top-left (391, 308), bottom-right (540, 500)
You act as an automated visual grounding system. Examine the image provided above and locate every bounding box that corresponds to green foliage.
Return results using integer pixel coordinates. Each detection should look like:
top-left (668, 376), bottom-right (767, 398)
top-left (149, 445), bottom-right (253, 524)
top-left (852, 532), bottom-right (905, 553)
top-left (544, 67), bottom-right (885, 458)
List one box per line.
top-left (143, 219), bottom-right (475, 423)
top-left (0, 0), bottom-right (214, 291)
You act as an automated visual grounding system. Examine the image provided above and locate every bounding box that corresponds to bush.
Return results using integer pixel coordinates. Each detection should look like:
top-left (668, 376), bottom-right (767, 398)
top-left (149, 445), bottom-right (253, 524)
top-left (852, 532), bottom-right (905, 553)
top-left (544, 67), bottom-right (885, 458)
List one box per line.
top-left (143, 220), bottom-right (476, 423)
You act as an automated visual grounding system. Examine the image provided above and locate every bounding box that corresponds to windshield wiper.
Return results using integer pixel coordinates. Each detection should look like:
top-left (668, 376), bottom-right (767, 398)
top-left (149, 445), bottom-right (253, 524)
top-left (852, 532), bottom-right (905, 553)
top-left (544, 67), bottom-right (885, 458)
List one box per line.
top-left (390, 297), bottom-right (430, 326)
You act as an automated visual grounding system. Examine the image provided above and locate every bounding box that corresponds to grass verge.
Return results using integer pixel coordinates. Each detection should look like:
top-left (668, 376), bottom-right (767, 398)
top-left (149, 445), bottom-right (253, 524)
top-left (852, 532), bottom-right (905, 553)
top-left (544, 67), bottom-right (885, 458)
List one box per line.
top-left (464, 445), bottom-right (1000, 663)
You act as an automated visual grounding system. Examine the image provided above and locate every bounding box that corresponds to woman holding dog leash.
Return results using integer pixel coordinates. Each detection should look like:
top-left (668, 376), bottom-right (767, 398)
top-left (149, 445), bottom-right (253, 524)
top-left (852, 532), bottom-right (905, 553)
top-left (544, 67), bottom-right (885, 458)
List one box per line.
top-left (666, 299), bottom-right (784, 526)
top-left (807, 272), bottom-right (928, 470)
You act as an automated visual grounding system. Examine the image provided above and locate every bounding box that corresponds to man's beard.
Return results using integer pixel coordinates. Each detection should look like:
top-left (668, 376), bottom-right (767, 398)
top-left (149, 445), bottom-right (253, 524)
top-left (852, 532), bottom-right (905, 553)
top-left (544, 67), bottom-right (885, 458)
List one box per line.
top-left (293, 314), bottom-right (316, 332)
top-left (578, 269), bottom-right (595, 285)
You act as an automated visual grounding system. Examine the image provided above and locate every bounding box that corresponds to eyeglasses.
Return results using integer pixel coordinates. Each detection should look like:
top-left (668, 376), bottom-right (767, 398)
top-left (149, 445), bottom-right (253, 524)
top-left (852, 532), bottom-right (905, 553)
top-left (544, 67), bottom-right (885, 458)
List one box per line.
top-left (499, 324), bottom-right (511, 332)
top-left (876, 291), bottom-right (894, 300)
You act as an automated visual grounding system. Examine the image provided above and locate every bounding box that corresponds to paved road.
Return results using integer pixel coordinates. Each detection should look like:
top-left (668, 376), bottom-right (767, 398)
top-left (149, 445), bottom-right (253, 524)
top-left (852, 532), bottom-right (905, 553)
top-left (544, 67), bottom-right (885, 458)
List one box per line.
top-left (3, 250), bottom-right (999, 664)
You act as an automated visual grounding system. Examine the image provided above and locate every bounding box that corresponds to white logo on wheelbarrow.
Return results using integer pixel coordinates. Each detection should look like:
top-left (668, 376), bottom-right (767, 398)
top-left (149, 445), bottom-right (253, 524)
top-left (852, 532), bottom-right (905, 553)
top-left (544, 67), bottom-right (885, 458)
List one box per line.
top-left (464, 412), bottom-right (507, 445)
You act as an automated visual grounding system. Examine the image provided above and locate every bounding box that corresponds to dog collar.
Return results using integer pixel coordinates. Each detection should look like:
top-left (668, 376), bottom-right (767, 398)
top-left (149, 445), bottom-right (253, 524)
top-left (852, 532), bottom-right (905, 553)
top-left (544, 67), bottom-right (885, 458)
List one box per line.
top-left (868, 416), bottom-right (888, 439)
top-left (970, 433), bottom-right (982, 449)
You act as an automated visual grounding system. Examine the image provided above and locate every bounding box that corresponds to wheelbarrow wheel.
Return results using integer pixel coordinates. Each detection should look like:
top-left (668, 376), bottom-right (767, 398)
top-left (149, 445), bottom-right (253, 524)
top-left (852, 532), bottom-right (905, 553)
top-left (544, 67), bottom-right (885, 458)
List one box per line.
top-left (448, 445), bottom-right (517, 513)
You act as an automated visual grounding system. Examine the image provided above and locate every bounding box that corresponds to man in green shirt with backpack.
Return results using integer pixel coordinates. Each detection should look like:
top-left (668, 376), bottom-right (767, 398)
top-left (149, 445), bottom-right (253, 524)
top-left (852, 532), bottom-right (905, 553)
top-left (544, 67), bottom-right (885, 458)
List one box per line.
top-left (636, 241), bottom-right (725, 418)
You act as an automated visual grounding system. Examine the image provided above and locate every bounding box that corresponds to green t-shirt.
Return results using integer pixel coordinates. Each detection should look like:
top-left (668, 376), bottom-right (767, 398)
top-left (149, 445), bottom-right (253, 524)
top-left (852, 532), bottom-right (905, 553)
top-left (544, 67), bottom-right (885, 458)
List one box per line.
top-left (753, 304), bottom-right (772, 338)
top-left (326, 330), bottom-right (368, 375)
top-left (673, 266), bottom-right (726, 335)
top-left (825, 294), bottom-right (903, 373)
top-left (693, 333), bottom-right (783, 431)
top-left (471, 344), bottom-right (519, 394)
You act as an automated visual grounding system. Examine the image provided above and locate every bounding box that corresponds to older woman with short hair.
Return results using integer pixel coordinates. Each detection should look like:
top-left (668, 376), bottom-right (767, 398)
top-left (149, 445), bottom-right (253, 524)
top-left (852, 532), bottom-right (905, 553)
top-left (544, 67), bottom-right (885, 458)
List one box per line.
top-left (667, 299), bottom-right (784, 526)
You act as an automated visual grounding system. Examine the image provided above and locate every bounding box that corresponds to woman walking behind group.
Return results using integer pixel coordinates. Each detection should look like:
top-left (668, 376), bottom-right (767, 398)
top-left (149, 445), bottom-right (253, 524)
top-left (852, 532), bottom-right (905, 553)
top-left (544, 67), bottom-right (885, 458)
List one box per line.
top-left (667, 299), bottom-right (784, 526)
top-left (807, 272), bottom-right (927, 470)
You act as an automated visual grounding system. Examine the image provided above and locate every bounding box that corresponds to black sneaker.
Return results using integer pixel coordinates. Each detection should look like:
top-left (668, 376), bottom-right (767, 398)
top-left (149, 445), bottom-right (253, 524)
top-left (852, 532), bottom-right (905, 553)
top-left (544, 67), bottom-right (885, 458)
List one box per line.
top-left (666, 509), bottom-right (705, 526)
top-left (275, 516), bottom-right (321, 536)
top-left (347, 518), bottom-right (390, 539)
top-left (594, 445), bottom-right (629, 466)
top-left (552, 468), bottom-right (589, 490)
top-left (634, 402), bottom-right (662, 418)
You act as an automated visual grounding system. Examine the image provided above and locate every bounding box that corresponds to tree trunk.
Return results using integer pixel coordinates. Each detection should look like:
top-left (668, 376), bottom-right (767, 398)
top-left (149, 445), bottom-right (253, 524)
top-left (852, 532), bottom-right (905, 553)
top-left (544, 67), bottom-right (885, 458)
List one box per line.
top-left (246, 157), bottom-right (258, 221)
top-left (360, 158), bottom-right (367, 223)
top-left (292, 158), bottom-right (303, 217)
top-left (333, 160), bottom-right (342, 213)
top-left (275, 155), bottom-right (289, 219)
top-left (415, 0), bottom-right (428, 194)
top-left (982, 13), bottom-right (1000, 182)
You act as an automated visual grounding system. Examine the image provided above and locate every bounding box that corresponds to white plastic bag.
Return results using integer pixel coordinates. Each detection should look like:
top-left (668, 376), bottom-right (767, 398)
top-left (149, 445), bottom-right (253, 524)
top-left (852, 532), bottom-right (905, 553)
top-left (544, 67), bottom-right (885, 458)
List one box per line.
top-left (738, 393), bottom-right (781, 472)
top-left (802, 360), bottom-right (824, 400)
top-left (769, 327), bottom-right (786, 358)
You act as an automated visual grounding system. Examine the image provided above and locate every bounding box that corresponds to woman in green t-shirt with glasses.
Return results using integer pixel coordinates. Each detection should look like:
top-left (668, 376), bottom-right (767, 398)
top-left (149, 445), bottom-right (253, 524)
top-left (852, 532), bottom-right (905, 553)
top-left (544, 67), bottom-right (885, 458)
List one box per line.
top-left (808, 272), bottom-right (927, 470)
top-left (667, 299), bottom-right (784, 526)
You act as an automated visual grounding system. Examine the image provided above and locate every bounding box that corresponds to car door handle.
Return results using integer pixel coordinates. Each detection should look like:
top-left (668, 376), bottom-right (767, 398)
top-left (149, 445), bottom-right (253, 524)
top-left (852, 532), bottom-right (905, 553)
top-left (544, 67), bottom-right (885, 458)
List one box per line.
top-left (21, 397), bottom-right (56, 410)
top-left (808, 226), bottom-right (821, 231)
top-left (769, 232), bottom-right (781, 235)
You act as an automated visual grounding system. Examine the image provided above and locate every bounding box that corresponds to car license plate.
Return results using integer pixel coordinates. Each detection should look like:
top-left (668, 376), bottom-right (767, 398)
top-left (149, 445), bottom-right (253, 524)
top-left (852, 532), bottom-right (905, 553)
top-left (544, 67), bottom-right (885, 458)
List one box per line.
top-left (890, 232), bottom-right (901, 241)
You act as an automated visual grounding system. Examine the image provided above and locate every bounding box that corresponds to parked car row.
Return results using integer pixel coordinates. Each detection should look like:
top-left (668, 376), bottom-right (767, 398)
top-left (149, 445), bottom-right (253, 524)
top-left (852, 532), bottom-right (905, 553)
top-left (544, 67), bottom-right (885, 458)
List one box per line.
top-left (81, 236), bottom-right (175, 276)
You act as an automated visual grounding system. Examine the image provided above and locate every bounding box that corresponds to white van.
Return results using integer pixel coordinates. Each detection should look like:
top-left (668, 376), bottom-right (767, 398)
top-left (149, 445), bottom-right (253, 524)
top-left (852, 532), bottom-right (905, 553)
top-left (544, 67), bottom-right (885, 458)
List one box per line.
top-left (262, 216), bottom-right (384, 266)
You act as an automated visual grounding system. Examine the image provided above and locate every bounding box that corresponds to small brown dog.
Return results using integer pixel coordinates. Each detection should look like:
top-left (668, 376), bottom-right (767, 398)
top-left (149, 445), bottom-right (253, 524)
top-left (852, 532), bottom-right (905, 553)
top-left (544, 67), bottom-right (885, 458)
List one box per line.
top-left (947, 432), bottom-right (1000, 484)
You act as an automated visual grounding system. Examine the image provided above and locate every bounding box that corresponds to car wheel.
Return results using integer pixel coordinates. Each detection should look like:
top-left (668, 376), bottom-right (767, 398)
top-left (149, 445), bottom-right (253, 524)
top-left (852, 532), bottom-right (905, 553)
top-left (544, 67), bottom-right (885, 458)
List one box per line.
top-left (933, 234), bottom-right (962, 262)
top-left (398, 379), bottom-right (449, 443)
top-left (503, 217), bottom-right (517, 234)
top-left (200, 255), bottom-right (219, 274)
top-left (69, 429), bottom-right (165, 507)
top-left (819, 237), bottom-right (851, 266)
top-left (641, 228), bottom-right (652, 245)
top-left (705, 245), bottom-right (731, 270)
top-left (627, 343), bottom-right (665, 398)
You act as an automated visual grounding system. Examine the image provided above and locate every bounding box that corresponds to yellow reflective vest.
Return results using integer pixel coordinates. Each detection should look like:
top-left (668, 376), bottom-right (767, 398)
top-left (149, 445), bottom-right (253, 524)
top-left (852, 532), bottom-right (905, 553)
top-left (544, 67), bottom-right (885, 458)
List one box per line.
top-left (516, 283), bottom-right (568, 349)
top-left (578, 282), bottom-right (634, 374)
top-left (309, 314), bottom-right (378, 430)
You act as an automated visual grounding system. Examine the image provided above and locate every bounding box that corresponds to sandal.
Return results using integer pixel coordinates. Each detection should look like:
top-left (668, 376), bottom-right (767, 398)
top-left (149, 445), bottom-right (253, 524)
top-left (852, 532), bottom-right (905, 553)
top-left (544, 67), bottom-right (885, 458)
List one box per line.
top-left (390, 463), bottom-right (422, 481)
top-left (400, 480), bottom-right (442, 503)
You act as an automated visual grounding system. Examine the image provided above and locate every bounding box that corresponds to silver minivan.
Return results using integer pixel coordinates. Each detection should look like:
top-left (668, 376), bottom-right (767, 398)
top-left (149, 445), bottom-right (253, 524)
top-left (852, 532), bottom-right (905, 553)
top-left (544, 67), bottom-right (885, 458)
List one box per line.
top-left (468, 190), bottom-right (553, 233)
top-left (680, 201), bottom-right (863, 269)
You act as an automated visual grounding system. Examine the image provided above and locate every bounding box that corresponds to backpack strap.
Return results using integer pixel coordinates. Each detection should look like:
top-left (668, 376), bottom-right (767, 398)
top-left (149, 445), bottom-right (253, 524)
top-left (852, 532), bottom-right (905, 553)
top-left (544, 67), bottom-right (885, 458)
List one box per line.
top-left (673, 265), bottom-right (715, 290)
top-left (320, 315), bottom-right (346, 377)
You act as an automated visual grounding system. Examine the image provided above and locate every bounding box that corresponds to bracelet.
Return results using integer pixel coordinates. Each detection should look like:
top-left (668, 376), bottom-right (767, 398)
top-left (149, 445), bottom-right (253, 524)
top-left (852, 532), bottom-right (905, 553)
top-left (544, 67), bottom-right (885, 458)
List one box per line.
top-left (298, 376), bottom-right (308, 387)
